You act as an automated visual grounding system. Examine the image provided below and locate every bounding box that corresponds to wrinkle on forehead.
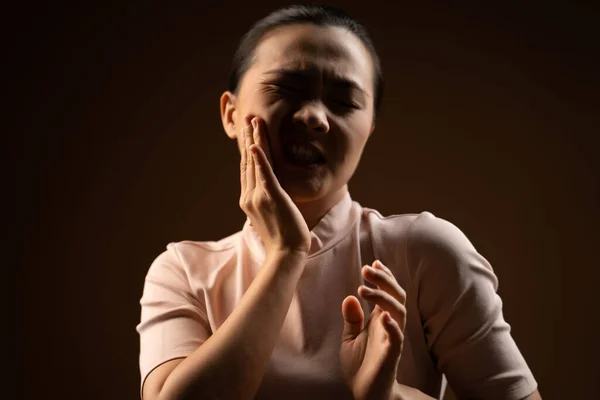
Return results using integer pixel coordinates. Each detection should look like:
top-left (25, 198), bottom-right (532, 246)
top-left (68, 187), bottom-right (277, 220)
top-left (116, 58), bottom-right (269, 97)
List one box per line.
top-left (255, 25), bottom-right (373, 91)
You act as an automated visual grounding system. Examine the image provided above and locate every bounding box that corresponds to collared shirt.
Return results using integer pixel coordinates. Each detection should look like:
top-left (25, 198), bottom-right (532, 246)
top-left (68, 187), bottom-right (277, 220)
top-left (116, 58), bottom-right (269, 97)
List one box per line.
top-left (137, 192), bottom-right (538, 399)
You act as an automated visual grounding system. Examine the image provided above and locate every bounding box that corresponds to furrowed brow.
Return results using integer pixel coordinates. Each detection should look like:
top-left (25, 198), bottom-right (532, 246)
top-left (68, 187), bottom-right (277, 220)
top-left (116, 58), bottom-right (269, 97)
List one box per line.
top-left (264, 68), bottom-right (367, 96)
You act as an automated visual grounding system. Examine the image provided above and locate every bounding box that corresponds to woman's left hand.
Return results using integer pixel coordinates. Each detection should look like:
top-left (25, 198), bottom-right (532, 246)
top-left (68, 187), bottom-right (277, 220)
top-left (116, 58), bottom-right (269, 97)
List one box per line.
top-left (339, 260), bottom-right (407, 400)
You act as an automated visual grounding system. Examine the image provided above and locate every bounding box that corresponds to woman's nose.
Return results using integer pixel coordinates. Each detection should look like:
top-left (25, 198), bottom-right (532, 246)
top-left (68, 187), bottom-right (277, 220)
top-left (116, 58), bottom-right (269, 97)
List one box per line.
top-left (292, 101), bottom-right (330, 133)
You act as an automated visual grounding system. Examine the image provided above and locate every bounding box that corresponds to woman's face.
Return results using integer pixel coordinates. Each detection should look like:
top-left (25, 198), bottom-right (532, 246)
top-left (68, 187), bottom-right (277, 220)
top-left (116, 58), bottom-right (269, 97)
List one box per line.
top-left (221, 23), bottom-right (375, 203)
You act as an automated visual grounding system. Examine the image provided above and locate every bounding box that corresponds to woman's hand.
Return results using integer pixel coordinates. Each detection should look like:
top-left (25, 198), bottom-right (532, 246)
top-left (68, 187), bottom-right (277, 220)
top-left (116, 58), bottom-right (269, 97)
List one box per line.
top-left (239, 115), bottom-right (312, 258)
top-left (339, 260), bottom-right (407, 400)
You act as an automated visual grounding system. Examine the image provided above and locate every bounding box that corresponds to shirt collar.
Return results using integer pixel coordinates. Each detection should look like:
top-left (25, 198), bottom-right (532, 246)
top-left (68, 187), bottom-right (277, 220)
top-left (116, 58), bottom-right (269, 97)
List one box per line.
top-left (242, 191), bottom-right (358, 262)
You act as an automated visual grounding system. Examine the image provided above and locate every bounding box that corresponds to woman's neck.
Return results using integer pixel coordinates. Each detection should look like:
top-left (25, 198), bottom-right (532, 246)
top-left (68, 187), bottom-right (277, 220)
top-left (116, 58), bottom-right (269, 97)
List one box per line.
top-left (294, 185), bottom-right (348, 231)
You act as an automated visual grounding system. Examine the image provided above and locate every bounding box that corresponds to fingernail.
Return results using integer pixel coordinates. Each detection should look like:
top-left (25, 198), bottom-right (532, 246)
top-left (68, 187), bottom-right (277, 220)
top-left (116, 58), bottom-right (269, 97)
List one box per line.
top-left (251, 118), bottom-right (257, 129)
top-left (361, 286), bottom-right (373, 294)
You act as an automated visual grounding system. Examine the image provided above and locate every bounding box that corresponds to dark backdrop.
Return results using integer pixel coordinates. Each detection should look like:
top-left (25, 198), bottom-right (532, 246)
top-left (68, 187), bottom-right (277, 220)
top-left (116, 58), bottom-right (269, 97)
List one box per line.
top-left (11, 1), bottom-right (598, 399)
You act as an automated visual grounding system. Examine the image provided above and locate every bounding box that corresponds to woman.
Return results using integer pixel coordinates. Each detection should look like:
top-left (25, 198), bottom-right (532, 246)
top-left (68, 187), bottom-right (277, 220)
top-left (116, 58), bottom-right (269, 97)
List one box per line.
top-left (137, 5), bottom-right (541, 400)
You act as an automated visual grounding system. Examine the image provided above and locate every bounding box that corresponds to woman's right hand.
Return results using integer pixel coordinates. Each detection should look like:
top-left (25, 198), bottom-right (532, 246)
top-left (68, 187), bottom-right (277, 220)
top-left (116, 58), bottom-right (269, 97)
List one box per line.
top-left (239, 116), bottom-right (312, 258)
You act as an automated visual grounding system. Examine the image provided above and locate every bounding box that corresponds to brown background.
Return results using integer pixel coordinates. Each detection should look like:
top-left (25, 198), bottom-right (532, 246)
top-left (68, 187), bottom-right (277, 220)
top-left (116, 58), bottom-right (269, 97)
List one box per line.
top-left (11, 1), bottom-right (598, 399)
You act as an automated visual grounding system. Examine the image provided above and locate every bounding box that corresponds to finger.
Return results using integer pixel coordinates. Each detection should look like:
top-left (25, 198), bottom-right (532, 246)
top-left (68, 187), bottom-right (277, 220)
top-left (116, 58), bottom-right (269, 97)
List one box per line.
top-left (240, 125), bottom-right (247, 197)
top-left (244, 120), bottom-right (255, 191)
top-left (358, 286), bottom-right (406, 332)
top-left (362, 263), bottom-right (406, 306)
top-left (250, 144), bottom-right (277, 199)
top-left (251, 118), bottom-right (268, 188)
top-left (380, 311), bottom-right (404, 358)
top-left (373, 260), bottom-right (394, 279)
top-left (252, 118), bottom-right (274, 168)
top-left (341, 296), bottom-right (364, 342)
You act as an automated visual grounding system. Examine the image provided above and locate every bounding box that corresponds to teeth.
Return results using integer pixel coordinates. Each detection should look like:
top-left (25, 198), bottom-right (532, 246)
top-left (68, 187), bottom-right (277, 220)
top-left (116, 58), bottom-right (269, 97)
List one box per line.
top-left (292, 145), bottom-right (314, 157)
top-left (288, 144), bottom-right (321, 163)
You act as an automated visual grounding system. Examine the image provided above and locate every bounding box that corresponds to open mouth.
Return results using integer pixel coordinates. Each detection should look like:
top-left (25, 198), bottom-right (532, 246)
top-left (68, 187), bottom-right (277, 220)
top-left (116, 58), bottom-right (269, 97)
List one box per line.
top-left (282, 142), bottom-right (326, 167)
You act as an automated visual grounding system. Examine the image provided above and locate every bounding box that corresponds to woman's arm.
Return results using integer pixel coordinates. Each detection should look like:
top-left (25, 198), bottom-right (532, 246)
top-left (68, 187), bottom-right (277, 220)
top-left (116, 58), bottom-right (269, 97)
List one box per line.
top-left (144, 250), bottom-right (307, 400)
top-left (144, 116), bottom-right (313, 400)
top-left (406, 212), bottom-right (540, 399)
top-left (391, 384), bottom-right (541, 399)
top-left (391, 382), bottom-right (435, 400)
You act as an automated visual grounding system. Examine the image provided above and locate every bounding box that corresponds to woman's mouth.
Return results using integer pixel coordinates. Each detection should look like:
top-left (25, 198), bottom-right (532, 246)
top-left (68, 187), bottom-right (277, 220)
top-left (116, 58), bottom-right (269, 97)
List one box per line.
top-left (282, 142), bottom-right (326, 168)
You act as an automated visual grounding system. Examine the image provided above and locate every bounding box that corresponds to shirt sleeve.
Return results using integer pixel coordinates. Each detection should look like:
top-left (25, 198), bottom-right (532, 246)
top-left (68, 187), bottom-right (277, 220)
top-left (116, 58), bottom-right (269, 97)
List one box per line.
top-left (406, 212), bottom-right (538, 400)
top-left (136, 243), bottom-right (212, 398)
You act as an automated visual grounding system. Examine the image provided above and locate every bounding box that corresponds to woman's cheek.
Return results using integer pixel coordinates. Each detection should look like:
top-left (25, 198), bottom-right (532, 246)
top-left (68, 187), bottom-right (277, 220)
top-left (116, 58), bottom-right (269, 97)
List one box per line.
top-left (262, 102), bottom-right (290, 133)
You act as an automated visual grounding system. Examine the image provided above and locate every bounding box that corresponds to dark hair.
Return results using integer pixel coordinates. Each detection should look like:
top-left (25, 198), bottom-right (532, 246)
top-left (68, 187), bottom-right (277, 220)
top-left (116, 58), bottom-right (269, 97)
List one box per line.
top-left (228, 4), bottom-right (384, 120)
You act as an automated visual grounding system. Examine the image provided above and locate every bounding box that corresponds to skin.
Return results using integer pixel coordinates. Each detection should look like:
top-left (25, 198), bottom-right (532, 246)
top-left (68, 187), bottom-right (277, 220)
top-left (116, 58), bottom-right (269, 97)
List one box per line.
top-left (341, 260), bottom-right (407, 400)
top-left (220, 23), bottom-right (376, 230)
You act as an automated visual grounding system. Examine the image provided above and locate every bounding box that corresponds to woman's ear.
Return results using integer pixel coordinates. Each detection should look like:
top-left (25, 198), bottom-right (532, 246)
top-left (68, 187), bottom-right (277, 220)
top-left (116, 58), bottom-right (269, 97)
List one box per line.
top-left (220, 91), bottom-right (238, 139)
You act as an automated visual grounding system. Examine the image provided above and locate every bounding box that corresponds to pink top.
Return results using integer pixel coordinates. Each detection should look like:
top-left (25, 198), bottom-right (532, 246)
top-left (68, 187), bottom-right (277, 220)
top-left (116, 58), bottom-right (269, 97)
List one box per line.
top-left (137, 192), bottom-right (538, 399)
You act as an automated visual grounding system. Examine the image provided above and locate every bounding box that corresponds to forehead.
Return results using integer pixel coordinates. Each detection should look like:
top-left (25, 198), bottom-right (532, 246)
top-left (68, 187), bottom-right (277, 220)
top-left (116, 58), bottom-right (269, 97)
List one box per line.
top-left (252, 24), bottom-right (373, 90)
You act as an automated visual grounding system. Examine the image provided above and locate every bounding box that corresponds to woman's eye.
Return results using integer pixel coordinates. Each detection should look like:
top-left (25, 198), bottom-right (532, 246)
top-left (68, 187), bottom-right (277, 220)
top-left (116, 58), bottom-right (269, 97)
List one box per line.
top-left (333, 100), bottom-right (359, 109)
top-left (273, 83), bottom-right (299, 93)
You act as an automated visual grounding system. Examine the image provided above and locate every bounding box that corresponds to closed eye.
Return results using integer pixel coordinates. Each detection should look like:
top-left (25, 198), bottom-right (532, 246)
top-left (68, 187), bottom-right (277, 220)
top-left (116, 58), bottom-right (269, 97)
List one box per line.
top-left (335, 100), bottom-right (360, 109)
top-left (328, 98), bottom-right (361, 111)
top-left (272, 83), bottom-right (300, 93)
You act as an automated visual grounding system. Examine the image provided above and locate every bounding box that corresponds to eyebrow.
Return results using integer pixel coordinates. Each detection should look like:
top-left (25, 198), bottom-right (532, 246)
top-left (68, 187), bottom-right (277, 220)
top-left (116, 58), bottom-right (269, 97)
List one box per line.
top-left (264, 68), bottom-right (368, 96)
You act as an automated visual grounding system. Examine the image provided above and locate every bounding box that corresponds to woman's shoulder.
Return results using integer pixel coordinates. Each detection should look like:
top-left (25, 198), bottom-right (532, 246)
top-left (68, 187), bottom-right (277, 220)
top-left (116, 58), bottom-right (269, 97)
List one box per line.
top-left (359, 205), bottom-right (430, 235)
top-left (172, 229), bottom-right (240, 257)
top-left (360, 206), bottom-right (473, 252)
top-left (146, 231), bottom-right (243, 278)
top-left (359, 204), bottom-right (416, 233)
top-left (168, 232), bottom-right (240, 255)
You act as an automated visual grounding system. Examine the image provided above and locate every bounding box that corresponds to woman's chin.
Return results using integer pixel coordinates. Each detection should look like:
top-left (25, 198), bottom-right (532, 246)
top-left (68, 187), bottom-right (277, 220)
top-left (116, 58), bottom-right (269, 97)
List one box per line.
top-left (275, 162), bottom-right (329, 199)
top-left (282, 181), bottom-right (328, 203)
